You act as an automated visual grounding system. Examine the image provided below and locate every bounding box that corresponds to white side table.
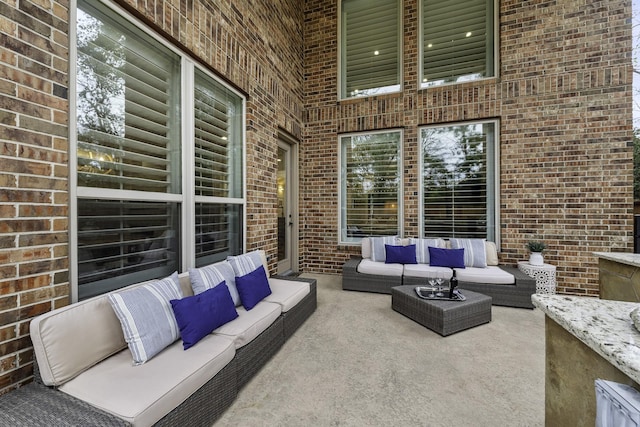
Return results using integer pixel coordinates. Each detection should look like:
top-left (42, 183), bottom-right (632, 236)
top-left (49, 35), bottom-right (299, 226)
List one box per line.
top-left (518, 261), bottom-right (557, 294)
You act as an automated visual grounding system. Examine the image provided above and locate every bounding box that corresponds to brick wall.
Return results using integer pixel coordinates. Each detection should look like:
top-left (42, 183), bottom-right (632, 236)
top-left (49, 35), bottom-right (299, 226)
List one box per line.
top-left (0, 0), bottom-right (71, 394)
top-left (301, 0), bottom-right (633, 296)
top-left (0, 0), bottom-right (304, 394)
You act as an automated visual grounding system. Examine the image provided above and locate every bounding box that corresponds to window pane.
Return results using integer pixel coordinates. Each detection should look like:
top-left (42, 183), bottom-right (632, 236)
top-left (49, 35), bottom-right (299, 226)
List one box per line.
top-left (341, 0), bottom-right (401, 98)
top-left (194, 70), bottom-right (243, 198)
top-left (76, 0), bottom-right (181, 192)
top-left (421, 122), bottom-right (495, 240)
top-left (195, 203), bottom-right (243, 267)
top-left (341, 132), bottom-right (401, 242)
top-left (77, 199), bottom-right (180, 299)
top-left (421, 0), bottom-right (494, 87)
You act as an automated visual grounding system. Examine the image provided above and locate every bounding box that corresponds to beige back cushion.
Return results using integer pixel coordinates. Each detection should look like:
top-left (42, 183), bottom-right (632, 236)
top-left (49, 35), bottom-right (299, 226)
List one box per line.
top-left (486, 241), bottom-right (499, 266)
top-left (31, 273), bottom-right (197, 387)
top-left (258, 250), bottom-right (269, 271)
top-left (361, 237), bottom-right (372, 259)
top-left (30, 293), bottom-right (127, 387)
top-left (178, 271), bottom-right (195, 297)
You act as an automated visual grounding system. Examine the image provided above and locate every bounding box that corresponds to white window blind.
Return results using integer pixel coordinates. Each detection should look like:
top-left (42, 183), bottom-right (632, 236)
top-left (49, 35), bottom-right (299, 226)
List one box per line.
top-left (76, 2), bottom-right (181, 193)
top-left (193, 69), bottom-right (244, 266)
top-left (77, 199), bottom-right (179, 299)
top-left (194, 70), bottom-right (242, 198)
top-left (341, 0), bottom-right (400, 98)
top-left (195, 203), bottom-right (243, 267)
top-left (421, 0), bottom-right (494, 87)
top-left (420, 121), bottom-right (496, 240)
top-left (340, 131), bottom-right (401, 242)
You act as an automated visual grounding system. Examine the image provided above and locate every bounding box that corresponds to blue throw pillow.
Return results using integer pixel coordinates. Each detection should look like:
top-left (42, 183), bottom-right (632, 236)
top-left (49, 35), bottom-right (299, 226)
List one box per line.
top-left (385, 244), bottom-right (417, 264)
top-left (235, 265), bottom-right (272, 310)
top-left (170, 283), bottom-right (239, 350)
top-left (428, 247), bottom-right (466, 268)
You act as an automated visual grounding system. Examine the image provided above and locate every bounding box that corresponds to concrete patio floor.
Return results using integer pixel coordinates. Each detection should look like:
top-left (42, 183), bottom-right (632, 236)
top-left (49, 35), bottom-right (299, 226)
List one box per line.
top-left (215, 273), bottom-right (545, 426)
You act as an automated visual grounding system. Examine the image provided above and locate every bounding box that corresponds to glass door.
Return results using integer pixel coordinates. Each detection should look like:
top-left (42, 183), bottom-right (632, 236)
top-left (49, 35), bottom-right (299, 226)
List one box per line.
top-left (277, 140), bottom-right (297, 274)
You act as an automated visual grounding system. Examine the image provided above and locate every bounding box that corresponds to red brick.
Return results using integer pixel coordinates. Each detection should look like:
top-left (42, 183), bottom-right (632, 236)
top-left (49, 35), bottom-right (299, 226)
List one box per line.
top-left (0, 295), bottom-right (17, 311)
top-left (0, 275), bottom-right (50, 294)
top-left (0, 355), bottom-right (17, 373)
top-left (0, 363), bottom-right (32, 393)
top-left (0, 325), bottom-right (16, 342)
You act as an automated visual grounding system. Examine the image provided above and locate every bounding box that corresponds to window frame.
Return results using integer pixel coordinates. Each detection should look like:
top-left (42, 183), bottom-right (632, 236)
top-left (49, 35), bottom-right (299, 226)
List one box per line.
top-left (338, 0), bottom-right (403, 100)
top-left (338, 129), bottom-right (404, 245)
top-left (418, 119), bottom-right (500, 246)
top-left (418, 0), bottom-right (499, 89)
top-left (69, 0), bottom-right (246, 302)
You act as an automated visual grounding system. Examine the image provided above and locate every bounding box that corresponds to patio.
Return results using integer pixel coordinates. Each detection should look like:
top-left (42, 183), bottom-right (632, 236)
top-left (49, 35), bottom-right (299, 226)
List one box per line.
top-left (215, 273), bottom-right (545, 426)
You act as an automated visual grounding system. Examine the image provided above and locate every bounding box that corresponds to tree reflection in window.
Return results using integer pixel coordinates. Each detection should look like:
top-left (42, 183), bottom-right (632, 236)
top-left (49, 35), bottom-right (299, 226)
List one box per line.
top-left (341, 131), bottom-right (401, 242)
top-left (421, 122), bottom-right (495, 240)
top-left (75, 2), bottom-right (180, 192)
top-left (76, 9), bottom-right (124, 178)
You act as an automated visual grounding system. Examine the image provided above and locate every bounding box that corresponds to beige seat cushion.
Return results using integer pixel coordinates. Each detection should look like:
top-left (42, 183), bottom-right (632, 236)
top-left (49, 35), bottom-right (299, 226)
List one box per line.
top-left (402, 264), bottom-right (453, 279)
top-left (455, 266), bottom-right (515, 284)
top-left (59, 334), bottom-right (235, 427)
top-left (264, 278), bottom-right (310, 312)
top-left (357, 259), bottom-right (404, 276)
top-left (213, 301), bottom-right (282, 349)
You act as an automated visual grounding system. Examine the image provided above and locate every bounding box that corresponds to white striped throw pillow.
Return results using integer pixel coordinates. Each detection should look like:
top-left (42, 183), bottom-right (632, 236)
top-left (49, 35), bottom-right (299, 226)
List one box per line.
top-left (189, 261), bottom-right (240, 306)
top-left (108, 272), bottom-right (183, 365)
top-left (449, 238), bottom-right (487, 268)
top-left (227, 250), bottom-right (265, 276)
top-left (409, 238), bottom-right (445, 264)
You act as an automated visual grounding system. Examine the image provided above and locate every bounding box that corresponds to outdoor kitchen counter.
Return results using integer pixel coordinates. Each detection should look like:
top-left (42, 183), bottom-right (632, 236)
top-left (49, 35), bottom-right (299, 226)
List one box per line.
top-left (594, 252), bottom-right (640, 302)
top-left (532, 294), bottom-right (640, 426)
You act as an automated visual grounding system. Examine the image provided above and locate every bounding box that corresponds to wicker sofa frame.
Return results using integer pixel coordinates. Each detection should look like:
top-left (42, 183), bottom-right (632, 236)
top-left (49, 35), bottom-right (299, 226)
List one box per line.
top-left (342, 256), bottom-right (536, 309)
top-left (0, 278), bottom-right (317, 427)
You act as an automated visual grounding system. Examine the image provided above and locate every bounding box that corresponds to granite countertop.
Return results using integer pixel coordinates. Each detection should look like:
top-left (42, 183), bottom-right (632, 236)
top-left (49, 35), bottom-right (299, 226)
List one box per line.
top-left (532, 294), bottom-right (640, 383)
top-left (594, 252), bottom-right (640, 268)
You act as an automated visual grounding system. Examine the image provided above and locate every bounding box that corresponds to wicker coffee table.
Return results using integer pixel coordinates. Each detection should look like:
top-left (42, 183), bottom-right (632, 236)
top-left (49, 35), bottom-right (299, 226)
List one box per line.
top-left (391, 285), bottom-right (492, 336)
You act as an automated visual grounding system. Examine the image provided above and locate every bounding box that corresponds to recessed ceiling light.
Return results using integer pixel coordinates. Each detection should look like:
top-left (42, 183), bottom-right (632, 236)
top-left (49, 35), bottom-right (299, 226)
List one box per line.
top-left (466, 32), bottom-right (472, 37)
top-left (427, 43), bottom-right (432, 48)
top-left (374, 50), bottom-right (379, 55)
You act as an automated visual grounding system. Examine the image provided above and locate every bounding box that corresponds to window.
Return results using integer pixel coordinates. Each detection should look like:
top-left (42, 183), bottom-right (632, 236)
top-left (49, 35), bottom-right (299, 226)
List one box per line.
top-left (193, 69), bottom-right (244, 267)
top-left (340, 0), bottom-right (401, 99)
top-left (340, 131), bottom-right (402, 243)
top-left (74, 0), bottom-right (244, 300)
top-left (420, 0), bottom-right (496, 88)
top-left (420, 120), bottom-right (498, 242)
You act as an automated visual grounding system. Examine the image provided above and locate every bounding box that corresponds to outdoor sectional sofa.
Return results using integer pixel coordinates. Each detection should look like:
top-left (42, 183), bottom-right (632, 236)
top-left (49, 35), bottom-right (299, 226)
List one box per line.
top-left (342, 237), bottom-right (536, 309)
top-left (0, 250), bottom-right (316, 427)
